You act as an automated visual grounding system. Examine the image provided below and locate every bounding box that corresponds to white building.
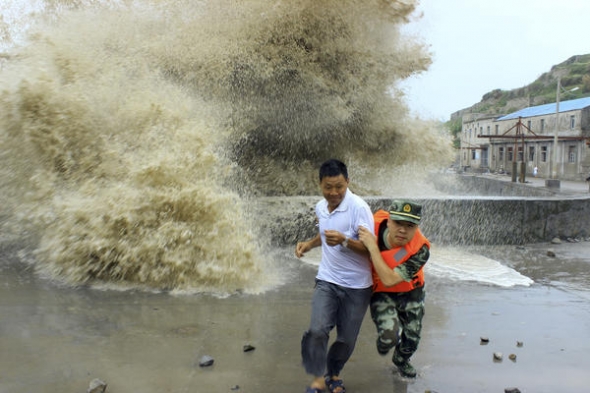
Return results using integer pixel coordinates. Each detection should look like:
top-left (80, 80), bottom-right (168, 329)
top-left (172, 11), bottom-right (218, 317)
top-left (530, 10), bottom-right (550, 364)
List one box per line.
top-left (460, 97), bottom-right (590, 181)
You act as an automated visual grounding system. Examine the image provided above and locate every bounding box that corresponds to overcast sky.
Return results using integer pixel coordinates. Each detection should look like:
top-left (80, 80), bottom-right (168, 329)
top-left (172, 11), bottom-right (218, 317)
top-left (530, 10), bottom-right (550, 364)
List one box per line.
top-left (3, 0), bottom-right (590, 122)
top-left (402, 0), bottom-right (590, 121)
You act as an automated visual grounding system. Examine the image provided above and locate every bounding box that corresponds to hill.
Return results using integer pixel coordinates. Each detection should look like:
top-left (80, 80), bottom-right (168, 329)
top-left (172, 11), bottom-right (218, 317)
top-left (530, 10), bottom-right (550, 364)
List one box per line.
top-left (450, 54), bottom-right (590, 121)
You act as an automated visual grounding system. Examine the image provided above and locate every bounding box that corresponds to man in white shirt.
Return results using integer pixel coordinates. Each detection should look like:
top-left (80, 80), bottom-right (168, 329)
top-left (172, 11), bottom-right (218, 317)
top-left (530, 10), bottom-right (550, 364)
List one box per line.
top-left (295, 159), bottom-right (374, 393)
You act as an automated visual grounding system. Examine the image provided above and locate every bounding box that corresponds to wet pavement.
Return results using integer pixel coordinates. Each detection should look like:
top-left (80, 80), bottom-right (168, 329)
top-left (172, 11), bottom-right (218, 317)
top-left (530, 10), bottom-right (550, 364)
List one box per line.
top-left (2, 244), bottom-right (590, 393)
top-left (476, 173), bottom-right (590, 196)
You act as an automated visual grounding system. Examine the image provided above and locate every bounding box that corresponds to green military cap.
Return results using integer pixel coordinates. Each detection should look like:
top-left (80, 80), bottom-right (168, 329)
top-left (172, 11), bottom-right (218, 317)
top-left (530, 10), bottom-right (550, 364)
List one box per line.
top-left (389, 200), bottom-right (422, 225)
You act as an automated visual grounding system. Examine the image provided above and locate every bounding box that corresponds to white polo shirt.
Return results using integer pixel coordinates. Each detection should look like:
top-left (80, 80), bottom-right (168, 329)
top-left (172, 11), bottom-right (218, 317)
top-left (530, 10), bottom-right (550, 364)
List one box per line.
top-left (315, 189), bottom-right (374, 289)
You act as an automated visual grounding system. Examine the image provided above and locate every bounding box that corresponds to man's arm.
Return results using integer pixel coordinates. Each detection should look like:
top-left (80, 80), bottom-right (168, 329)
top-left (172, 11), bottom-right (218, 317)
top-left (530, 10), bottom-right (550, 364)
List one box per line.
top-left (358, 226), bottom-right (429, 287)
top-left (295, 232), bottom-right (321, 258)
top-left (345, 202), bottom-right (374, 256)
top-left (392, 246), bottom-right (430, 283)
top-left (324, 229), bottom-right (369, 255)
top-left (357, 226), bottom-right (401, 285)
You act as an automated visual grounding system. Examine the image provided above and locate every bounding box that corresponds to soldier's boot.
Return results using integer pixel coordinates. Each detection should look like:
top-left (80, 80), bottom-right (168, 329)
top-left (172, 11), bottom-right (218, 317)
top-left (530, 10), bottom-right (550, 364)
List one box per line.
top-left (392, 348), bottom-right (417, 378)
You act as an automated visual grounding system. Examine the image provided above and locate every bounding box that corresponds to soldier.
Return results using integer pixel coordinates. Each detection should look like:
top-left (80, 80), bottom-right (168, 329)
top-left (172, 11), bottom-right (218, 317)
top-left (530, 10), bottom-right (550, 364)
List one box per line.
top-left (358, 200), bottom-right (430, 378)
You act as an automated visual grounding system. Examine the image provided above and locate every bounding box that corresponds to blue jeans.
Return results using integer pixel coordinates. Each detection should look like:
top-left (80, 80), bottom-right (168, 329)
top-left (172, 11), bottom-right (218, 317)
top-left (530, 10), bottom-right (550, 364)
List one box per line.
top-left (301, 280), bottom-right (372, 377)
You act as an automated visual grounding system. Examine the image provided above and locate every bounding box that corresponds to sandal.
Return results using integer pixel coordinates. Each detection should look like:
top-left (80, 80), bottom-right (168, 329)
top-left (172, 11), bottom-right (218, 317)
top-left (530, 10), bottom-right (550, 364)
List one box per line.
top-left (305, 387), bottom-right (325, 393)
top-left (325, 377), bottom-right (346, 393)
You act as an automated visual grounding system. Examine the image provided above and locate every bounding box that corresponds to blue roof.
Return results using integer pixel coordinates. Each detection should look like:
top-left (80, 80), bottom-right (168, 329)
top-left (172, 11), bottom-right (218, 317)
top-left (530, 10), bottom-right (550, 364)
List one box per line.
top-left (497, 96), bottom-right (590, 121)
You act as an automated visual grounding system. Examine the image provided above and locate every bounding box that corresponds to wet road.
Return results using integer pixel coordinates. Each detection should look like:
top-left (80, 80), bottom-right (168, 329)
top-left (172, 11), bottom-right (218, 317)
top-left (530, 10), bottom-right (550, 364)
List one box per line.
top-left (2, 244), bottom-right (590, 393)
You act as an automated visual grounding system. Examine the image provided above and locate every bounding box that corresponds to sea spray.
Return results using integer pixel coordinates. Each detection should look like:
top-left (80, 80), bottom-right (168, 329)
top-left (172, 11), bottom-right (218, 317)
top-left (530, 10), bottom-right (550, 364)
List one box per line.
top-left (0, 0), bottom-right (453, 292)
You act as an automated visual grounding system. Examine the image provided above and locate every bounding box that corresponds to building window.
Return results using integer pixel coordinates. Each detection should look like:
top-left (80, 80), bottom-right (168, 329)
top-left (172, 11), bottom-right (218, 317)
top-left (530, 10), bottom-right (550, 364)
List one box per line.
top-left (495, 125), bottom-right (499, 135)
top-left (570, 115), bottom-right (575, 129)
top-left (568, 145), bottom-right (576, 162)
top-left (499, 147), bottom-right (504, 161)
top-left (528, 146), bottom-right (535, 161)
top-left (508, 147), bottom-right (513, 161)
top-left (527, 120), bottom-right (532, 130)
top-left (541, 146), bottom-right (547, 162)
top-left (472, 149), bottom-right (476, 160)
top-left (487, 125), bottom-right (490, 135)
top-left (540, 119), bottom-right (545, 132)
top-left (517, 146), bottom-right (523, 162)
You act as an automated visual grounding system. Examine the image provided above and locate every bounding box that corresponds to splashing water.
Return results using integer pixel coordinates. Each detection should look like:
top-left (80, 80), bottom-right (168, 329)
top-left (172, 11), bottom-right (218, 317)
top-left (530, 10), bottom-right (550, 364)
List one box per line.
top-left (427, 246), bottom-right (534, 288)
top-left (0, 0), bottom-right (453, 293)
top-left (299, 245), bottom-right (534, 288)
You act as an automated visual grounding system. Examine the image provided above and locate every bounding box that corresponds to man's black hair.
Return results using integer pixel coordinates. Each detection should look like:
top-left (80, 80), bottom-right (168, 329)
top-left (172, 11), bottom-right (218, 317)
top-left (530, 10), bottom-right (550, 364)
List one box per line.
top-left (319, 159), bottom-right (348, 181)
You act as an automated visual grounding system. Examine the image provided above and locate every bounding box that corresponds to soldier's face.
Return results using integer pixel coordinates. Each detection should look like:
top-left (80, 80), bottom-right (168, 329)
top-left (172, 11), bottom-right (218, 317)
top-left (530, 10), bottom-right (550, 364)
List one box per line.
top-left (387, 219), bottom-right (417, 247)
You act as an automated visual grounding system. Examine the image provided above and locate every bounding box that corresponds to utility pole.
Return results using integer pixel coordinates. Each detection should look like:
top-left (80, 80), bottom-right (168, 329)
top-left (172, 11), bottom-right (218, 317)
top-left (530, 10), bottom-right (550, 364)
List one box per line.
top-left (545, 76), bottom-right (561, 188)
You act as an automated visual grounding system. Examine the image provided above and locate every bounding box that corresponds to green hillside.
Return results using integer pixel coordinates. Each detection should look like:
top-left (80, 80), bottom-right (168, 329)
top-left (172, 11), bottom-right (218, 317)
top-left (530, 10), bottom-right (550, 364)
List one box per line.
top-left (453, 54), bottom-right (590, 118)
top-left (446, 54), bottom-right (590, 149)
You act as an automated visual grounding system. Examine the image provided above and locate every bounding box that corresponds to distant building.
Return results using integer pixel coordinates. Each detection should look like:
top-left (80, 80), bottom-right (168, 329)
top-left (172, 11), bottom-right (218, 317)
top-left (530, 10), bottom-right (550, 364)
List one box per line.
top-left (459, 97), bottom-right (590, 181)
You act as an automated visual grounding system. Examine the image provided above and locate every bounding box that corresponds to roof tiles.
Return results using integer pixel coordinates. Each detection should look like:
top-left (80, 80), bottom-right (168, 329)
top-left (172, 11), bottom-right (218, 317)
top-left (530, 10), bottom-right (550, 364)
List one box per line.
top-left (497, 96), bottom-right (590, 121)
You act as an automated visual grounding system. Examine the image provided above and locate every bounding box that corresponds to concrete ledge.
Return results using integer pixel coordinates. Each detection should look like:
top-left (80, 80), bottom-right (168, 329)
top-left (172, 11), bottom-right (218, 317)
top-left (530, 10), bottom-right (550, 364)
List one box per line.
top-left (433, 174), bottom-right (561, 197)
top-left (256, 195), bottom-right (590, 246)
top-left (545, 179), bottom-right (561, 188)
top-left (254, 175), bottom-right (590, 247)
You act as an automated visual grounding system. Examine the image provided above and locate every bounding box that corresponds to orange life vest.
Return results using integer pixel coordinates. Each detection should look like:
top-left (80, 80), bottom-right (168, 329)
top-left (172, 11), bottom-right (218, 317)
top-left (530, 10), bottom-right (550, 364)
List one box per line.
top-left (372, 210), bottom-right (430, 293)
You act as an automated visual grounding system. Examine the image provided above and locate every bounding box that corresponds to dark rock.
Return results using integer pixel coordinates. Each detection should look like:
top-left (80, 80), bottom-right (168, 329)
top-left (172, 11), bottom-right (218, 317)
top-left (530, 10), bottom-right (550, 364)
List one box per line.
top-left (199, 355), bottom-right (215, 367)
top-left (505, 388), bottom-right (521, 393)
top-left (516, 341), bottom-right (523, 347)
top-left (480, 337), bottom-right (489, 345)
top-left (547, 249), bottom-right (556, 257)
top-left (243, 344), bottom-right (256, 352)
top-left (509, 353), bottom-right (517, 361)
top-left (231, 385), bottom-right (240, 390)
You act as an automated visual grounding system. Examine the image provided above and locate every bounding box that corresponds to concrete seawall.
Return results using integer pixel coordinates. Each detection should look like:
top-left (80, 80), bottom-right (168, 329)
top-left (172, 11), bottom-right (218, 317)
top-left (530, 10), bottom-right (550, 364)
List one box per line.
top-left (255, 175), bottom-right (590, 246)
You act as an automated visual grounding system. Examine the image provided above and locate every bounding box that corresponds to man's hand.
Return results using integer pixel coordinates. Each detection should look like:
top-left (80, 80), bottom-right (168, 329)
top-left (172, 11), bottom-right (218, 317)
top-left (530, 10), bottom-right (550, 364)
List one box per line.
top-left (296, 233), bottom-right (321, 257)
top-left (295, 241), bottom-right (311, 258)
top-left (358, 226), bottom-right (379, 253)
top-left (324, 230), bottom-right (345, 247)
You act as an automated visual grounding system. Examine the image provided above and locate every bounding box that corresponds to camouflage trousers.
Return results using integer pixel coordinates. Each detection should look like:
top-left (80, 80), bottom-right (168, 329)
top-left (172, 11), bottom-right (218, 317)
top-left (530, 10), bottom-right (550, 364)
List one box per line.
top-left (370, 286), bottom-right (425, 361)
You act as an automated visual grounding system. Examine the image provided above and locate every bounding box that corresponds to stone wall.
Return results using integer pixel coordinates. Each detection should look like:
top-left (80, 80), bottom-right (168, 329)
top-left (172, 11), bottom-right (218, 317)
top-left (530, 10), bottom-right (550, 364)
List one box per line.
top-left (254, 175), bottom-right (590, 246)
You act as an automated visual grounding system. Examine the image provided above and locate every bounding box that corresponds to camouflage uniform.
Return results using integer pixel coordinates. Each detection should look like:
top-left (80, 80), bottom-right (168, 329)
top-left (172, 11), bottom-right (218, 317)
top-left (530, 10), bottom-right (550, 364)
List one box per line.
top-left (370, 284), bottom-right (425, 361)
top-left (372, 218), bottom-right (430, 377)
